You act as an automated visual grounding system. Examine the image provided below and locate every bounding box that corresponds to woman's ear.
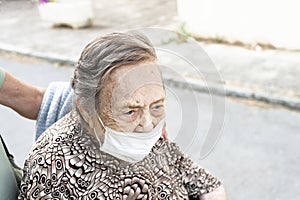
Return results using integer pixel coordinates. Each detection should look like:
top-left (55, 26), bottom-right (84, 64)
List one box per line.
top-left (76, 97), bottom-right (95, 128)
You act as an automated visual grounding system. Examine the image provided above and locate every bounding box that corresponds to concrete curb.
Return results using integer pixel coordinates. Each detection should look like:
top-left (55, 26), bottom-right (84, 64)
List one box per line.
top-left (0, 43), bottom-right (75, 66)
top-left (165, 78), bottom-right (300, 111)
top-left (1, 45), bottom-right (300, 111)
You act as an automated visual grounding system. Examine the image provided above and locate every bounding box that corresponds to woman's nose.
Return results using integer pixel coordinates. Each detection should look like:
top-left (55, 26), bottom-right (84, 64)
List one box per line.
top-left (136, 111), bottom-right (153, 132)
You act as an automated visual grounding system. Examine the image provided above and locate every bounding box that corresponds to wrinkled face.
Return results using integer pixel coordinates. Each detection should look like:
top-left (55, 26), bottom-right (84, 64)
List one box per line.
top-left (97, 61), bottom-right (166, 133)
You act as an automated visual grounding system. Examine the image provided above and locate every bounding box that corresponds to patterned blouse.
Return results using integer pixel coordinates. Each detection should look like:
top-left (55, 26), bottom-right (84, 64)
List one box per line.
top-left (19, 112), bottom-right (221, 199)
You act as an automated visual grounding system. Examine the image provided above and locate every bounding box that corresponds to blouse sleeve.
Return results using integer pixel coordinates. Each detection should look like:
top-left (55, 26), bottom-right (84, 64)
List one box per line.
top-left (176, 153), bottom-right (221, 198)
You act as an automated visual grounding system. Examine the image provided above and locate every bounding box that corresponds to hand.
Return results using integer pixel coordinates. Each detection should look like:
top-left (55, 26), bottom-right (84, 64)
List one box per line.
top-left (162, 124), bottom-right (168, 140)
top-left (199, 185), bottom-right (227, 200)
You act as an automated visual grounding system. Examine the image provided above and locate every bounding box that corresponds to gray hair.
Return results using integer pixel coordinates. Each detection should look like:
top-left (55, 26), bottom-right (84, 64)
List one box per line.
top-left (71, 32), bottom-right (157, 112)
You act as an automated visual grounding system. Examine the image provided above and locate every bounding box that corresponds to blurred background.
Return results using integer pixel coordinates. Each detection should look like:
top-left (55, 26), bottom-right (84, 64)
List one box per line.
top-left (1, 0), bottom-right (300, 199)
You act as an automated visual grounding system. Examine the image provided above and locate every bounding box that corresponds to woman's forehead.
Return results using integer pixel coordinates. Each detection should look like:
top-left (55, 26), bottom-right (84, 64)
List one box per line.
top-left (113, 61), bottom-right (162, 81)
top-left (110, 62), bottom-right (164, 94)
top-left (116, 84), bottom-right (165, 104)
top-left (112, 82), bottom-right (165, 108)
top-left (100, 62), bottom-right (165, 108)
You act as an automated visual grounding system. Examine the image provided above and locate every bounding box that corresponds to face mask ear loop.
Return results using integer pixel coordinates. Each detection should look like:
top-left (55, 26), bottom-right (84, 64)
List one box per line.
top-left (96, 113), bottom-right (106, 130)
top-left (93, 127), bottom-right (102, 147)
top-left (93, 111), bottom-right (106, 147)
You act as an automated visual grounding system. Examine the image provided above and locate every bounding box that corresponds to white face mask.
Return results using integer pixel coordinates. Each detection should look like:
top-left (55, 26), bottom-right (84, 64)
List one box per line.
top-left (95, 114), bottom-right (165, 163)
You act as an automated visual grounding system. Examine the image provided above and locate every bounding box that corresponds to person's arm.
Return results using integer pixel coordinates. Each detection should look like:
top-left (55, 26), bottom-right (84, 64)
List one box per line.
top-left (175, 148), bottom-right (227, 199)
top-left (0, 68), bottom-right (45, 120)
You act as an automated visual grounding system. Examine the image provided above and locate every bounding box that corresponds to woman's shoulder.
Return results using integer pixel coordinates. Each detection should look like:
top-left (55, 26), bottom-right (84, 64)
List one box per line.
top-left (21, 111), bottom-right (93, 178)
top-left (31, 111), bottom-right (81, 154)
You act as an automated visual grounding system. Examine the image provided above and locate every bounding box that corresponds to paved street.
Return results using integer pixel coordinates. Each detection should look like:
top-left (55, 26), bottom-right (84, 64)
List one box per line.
top-left (1, 53), bottom-right (300, 199)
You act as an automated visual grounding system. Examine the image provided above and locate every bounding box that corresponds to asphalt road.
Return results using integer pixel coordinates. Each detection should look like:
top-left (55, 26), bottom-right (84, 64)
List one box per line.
top-left (0, 52), bottom-right (299, 200)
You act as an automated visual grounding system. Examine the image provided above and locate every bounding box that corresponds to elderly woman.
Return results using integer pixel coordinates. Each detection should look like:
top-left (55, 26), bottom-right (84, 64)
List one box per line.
top-left (19, 32), bottom-right (226, 199)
